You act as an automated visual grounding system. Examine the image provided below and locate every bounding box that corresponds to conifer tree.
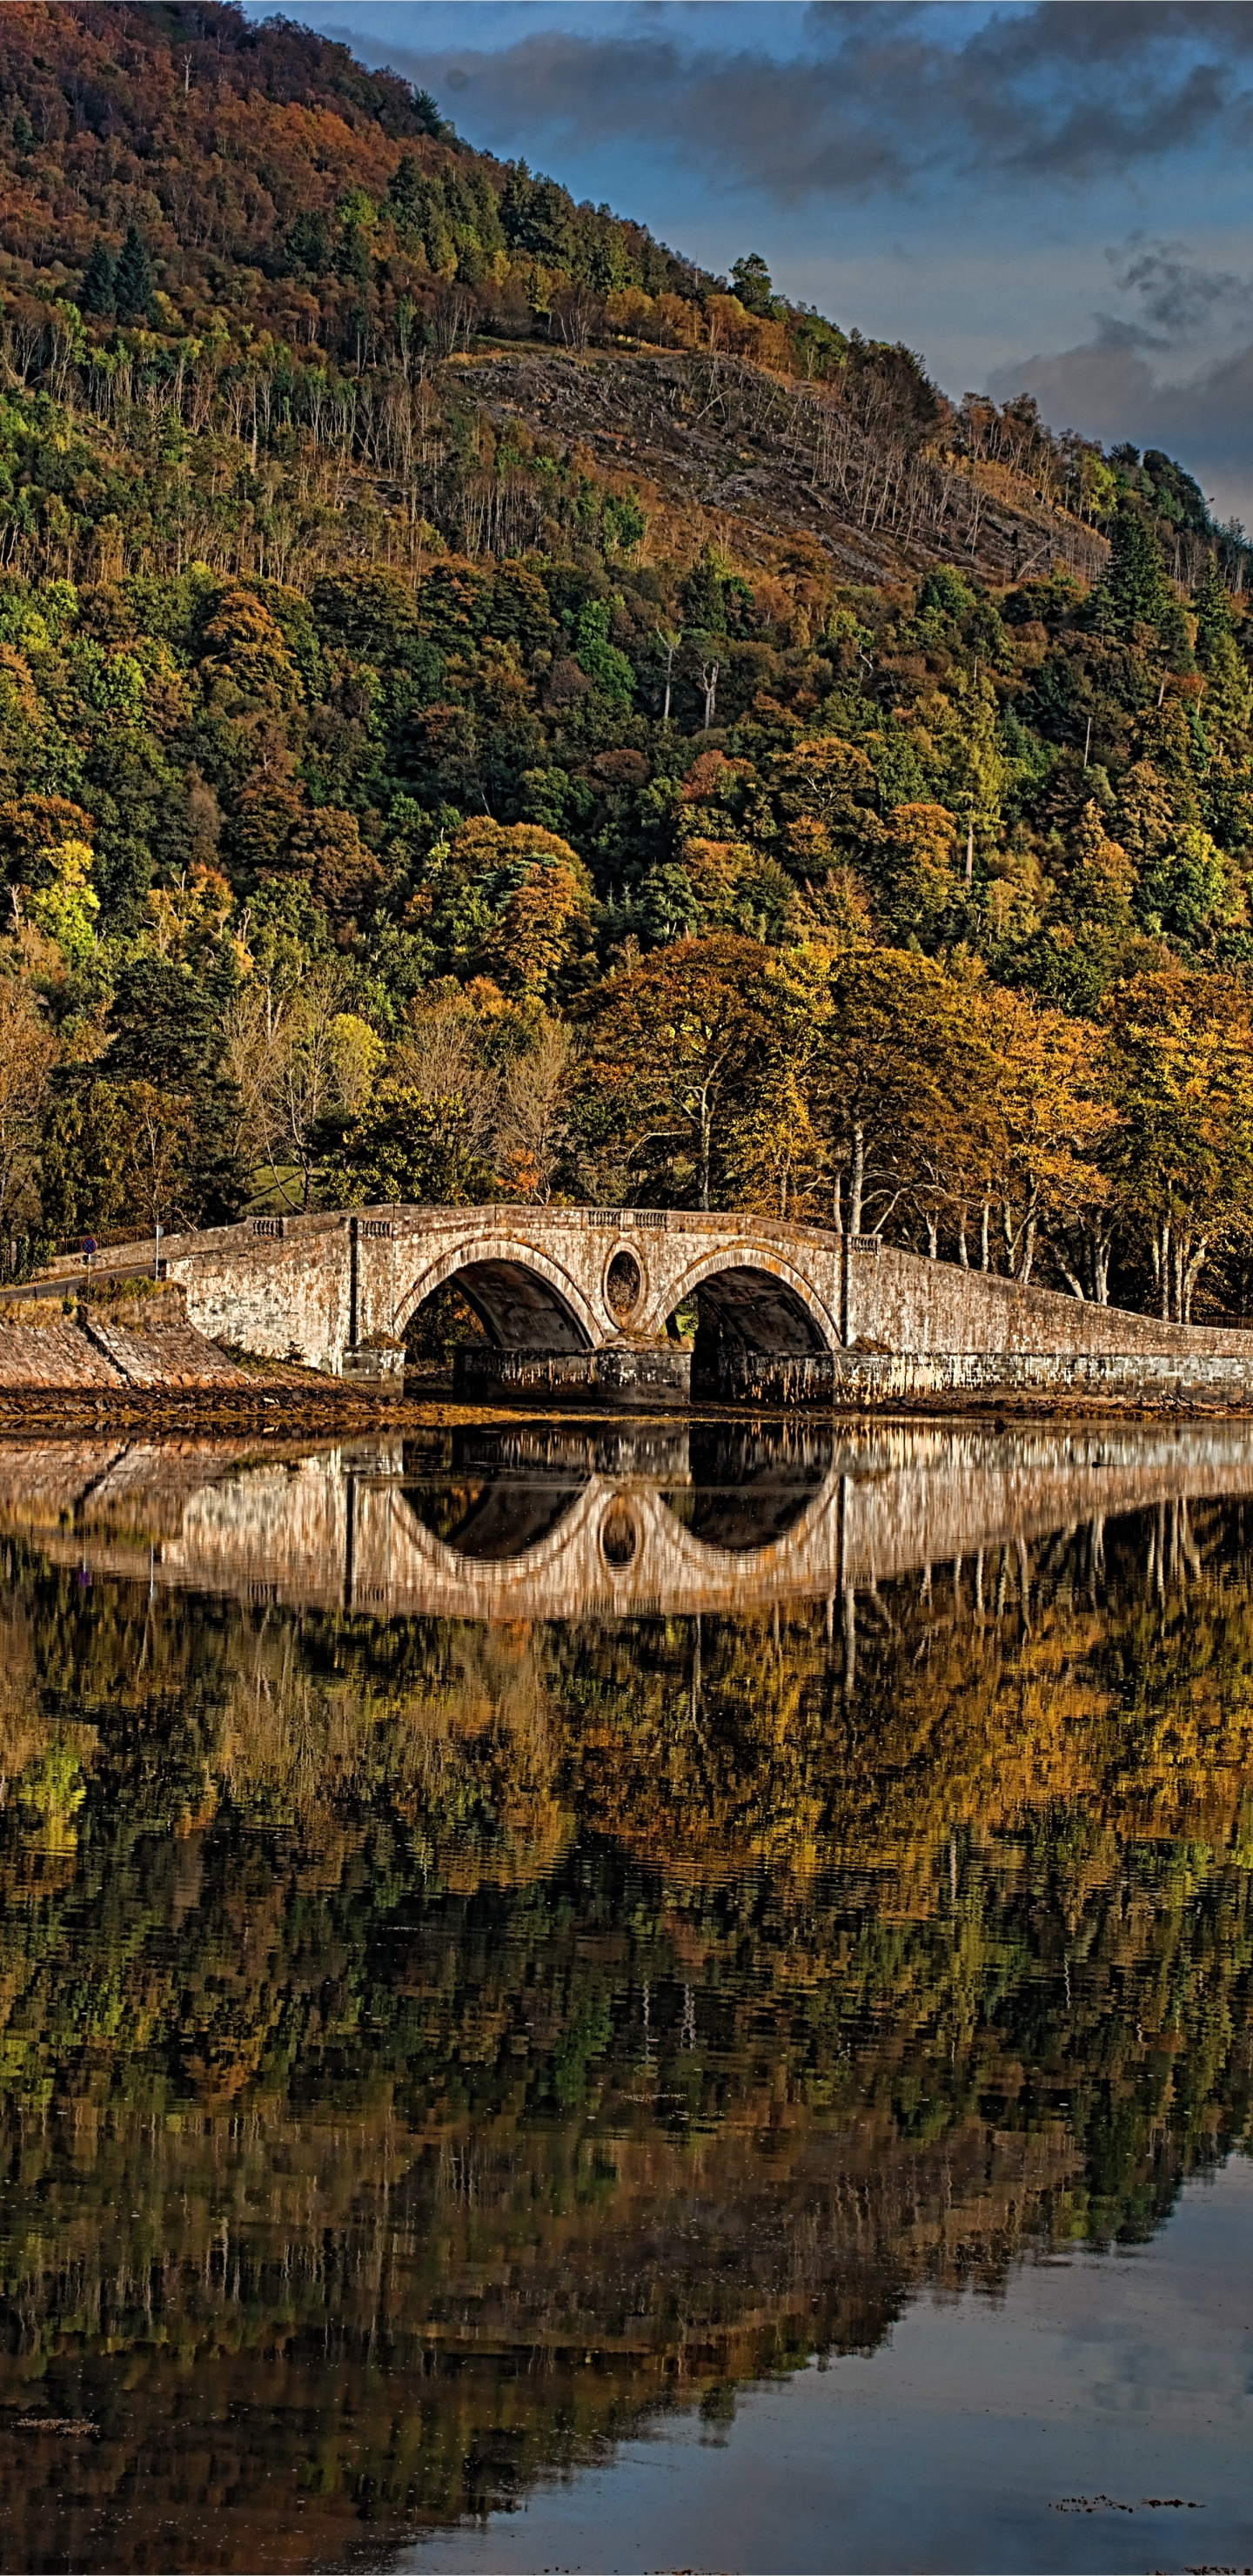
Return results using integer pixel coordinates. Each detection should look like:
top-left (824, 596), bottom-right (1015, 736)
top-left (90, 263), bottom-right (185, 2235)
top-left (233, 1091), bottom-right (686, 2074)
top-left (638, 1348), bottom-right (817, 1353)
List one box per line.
top-left (1095, 506), bottom-right (1170, 638)
top-left (113, 222), bottom-right (153, 320)
top-left (1193, 555), bottom-right (1253, 744)
top-left (78, 238), bottom-right (116, 317)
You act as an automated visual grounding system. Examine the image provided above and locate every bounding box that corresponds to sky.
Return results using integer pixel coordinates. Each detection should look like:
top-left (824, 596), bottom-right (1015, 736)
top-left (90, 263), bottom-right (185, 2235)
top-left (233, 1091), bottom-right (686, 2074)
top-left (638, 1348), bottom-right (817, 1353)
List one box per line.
top-left (244, 2), bottom-right (1253, 524)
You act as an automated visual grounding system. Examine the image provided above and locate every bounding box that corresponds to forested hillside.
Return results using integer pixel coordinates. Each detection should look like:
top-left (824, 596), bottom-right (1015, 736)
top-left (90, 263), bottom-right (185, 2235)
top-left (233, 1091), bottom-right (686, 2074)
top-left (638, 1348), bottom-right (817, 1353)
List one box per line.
top-left (1, 1), bottom-right (1253, 1325)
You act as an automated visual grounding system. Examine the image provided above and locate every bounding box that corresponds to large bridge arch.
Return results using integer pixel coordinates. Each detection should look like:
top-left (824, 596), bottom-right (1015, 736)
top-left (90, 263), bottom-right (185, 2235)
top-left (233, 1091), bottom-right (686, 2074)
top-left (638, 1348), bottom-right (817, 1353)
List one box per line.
top-left (659, 1248), bottom-right (839, 1357)
top-left (394, 1233), bottom-right (598, 1352)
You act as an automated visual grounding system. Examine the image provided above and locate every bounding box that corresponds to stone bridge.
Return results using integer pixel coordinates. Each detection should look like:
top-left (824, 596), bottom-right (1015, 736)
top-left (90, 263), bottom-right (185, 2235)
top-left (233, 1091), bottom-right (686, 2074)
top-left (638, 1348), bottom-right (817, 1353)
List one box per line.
top-left (39, 1200), bottom-right (1253, 1405)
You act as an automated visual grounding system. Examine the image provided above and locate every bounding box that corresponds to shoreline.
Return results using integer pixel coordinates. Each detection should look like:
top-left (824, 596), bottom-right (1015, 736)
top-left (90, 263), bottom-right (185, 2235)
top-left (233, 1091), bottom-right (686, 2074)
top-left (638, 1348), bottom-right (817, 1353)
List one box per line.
top-left (2, 1380), bottom-right (1253, 1435)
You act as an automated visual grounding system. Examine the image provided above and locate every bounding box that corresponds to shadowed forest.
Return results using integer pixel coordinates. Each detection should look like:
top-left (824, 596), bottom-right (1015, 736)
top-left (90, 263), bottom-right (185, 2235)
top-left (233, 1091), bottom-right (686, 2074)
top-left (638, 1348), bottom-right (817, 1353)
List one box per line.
top-left (3, 6), bottom-right (1253, 1331)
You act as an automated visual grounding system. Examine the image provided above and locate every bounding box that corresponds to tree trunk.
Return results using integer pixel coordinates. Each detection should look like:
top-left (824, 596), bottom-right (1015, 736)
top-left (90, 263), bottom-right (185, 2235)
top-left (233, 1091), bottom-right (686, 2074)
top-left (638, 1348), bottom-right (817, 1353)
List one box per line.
top-left (1183, 1237), bottom-right (1207, 1323)
top-left (849, 1124), bottom-right (865, 1235)
top-left (698, 1089), bottom-right (712, 1211)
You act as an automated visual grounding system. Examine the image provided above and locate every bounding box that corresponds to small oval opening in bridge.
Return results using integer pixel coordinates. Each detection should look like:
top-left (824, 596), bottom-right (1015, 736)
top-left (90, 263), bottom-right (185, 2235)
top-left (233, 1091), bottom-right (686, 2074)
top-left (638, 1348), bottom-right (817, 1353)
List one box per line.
top-left (605, 1249), bottom-right (642, 1324)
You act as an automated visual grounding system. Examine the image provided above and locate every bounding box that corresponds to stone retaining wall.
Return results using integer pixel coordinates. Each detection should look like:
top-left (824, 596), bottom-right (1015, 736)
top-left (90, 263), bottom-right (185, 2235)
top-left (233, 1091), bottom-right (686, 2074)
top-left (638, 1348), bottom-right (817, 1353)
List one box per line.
top-left (721, 1349), bottom-right (1253, 1408)
top-left (0, 1291), bottom-right (254, 1392)
top-left (453, 1342), bottom-right (693, 1407)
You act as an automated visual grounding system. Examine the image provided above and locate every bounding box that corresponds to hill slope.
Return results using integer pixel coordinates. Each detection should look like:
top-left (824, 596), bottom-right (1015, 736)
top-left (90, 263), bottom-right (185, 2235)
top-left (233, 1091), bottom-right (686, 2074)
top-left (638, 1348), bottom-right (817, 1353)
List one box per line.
top-left (0, 3), bottom-right (1248, 1330)
top-left (0, 0), bottom-right (1216, 594)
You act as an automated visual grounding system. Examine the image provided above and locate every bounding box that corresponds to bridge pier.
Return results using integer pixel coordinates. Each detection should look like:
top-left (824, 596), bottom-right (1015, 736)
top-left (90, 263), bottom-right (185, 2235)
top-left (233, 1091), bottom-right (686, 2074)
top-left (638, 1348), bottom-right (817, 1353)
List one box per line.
top-left (453, 1339), bottom-right (693, 1409)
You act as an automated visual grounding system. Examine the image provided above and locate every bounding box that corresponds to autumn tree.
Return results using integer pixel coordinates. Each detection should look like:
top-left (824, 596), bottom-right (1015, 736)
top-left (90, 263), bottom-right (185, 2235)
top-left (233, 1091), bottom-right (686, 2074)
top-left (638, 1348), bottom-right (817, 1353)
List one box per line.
top-left (495, 1016), bottom-right (579, 1201)
top-left (979, 983), bottom-right (1115, 1287)
top-left (576, 935), bottom-right (775, 1209)
top-left (1102, 970), bottom-right (1253, 1319)
top-left (809, 949), bottom-right (994, 1239)
top-left (0, 979), bottom-right (56, 1233)
top-left (871, 802), bottom-right (961, 945)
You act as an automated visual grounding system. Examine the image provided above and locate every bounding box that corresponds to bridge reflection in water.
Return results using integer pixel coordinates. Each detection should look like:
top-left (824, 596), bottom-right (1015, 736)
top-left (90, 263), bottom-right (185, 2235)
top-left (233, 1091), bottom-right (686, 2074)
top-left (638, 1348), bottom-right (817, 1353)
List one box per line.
top-left (2, 1419), bottom-right (1253, 2571)
top-left (3, 1417), bottom-right (1253, 1629)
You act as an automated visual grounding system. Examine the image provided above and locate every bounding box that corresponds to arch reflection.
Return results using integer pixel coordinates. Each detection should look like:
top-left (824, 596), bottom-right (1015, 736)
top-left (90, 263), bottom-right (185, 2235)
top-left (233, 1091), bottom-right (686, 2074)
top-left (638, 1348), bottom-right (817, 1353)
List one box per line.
top-left (3, 1422), bottom-right (1253, 1623)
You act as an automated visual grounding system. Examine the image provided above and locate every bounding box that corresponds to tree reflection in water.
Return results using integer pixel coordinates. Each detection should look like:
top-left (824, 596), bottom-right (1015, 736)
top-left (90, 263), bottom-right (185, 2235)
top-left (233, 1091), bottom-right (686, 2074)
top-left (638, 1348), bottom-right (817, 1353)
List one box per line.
top-left (0, 1423), bottom-right (1250, 2571)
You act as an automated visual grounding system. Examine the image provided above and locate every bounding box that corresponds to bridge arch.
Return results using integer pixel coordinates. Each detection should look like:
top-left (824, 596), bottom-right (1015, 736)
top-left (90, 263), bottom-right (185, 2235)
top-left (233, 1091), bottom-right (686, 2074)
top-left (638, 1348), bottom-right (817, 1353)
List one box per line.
top-left (661, 1247), bottom-right (838, 1358)
top-left (394, 1232), bottom-right (598, 1352)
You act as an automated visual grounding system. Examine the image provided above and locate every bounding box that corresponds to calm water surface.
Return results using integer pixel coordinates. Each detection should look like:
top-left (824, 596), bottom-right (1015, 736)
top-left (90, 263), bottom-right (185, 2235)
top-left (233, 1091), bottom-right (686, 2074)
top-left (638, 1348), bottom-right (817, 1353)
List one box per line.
top-left (0, 1419), bottom-right (1250, 2573)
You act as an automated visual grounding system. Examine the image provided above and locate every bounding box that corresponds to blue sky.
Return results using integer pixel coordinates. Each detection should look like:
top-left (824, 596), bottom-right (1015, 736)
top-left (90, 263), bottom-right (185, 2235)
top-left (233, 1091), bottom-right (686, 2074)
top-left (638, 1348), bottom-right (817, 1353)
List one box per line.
top-left (245, 3), bottom-right (1253, 522)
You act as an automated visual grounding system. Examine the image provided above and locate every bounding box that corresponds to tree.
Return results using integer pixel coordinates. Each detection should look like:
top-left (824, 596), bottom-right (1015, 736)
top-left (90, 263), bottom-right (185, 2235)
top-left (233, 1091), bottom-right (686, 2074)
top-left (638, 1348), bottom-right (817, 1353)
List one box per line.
top-left (495, 1017), bottom-right (579, 1201)
top-left (980, 984), bottom-right (1115, 1287)
top-left (244, 965), bottom-right (352, 1211)
top-left (1193, 555), bottom-right (1253, 747)
top-left (1093, 506), bottom-right (1170, 638)
top-left (729, 253), bottom-right (776, 319)
top-left (21, 836), bottom-right (98, 965)
top-left (121, 1081), bottom-right (197, 1235)
top-left (1061, 802), bottom-right (1137, 929)
top-left (285, 210), bottom-right (329, 273)
top-left (325, 1088), bottom-right (493, 1207)
top-left (766, 736), bottom-right (879, 858)
top-left (476, 861), bottom-right (589, 999)
top-left (294, 807), bottom-right (384, 927)
top-left (113, 223), bottom-right (153, 322)
top-left (41, 1074), bottom-right (199, 1238)
top-left (104, 955), bottom-right (244, 1224)
top-left (872, 802), bottom-right (960, 945)
top-left (1102, 971), bottom-right (1253, 1320)
top-left (576, 935), bottom-right (775, 1210)
top-left (811, 949), bottom-right (991, 1238)
top-left (78, 238), bottom-right (116, 318)
top-left (0, 979), bottom-right (56, 1231)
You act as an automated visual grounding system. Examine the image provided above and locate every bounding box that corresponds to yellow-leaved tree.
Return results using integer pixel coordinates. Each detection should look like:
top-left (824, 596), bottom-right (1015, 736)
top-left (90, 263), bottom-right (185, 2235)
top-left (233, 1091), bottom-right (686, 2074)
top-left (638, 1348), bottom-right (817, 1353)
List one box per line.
top-left (1102, 970), bottom-right (1253, 1320)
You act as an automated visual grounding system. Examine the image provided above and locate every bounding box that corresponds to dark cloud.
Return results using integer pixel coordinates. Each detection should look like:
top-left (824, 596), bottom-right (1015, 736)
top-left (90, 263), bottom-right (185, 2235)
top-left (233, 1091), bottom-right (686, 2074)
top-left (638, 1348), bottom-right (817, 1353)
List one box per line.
top-left (360, 2), bottom-right (1253, 205)
top-left (1105, 238), bottom-right (1253, 344)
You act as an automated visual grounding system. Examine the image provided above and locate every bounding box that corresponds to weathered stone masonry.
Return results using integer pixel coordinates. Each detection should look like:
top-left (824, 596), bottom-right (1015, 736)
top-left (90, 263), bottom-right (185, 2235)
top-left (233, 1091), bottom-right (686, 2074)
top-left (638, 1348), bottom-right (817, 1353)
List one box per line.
top-left (38, 1203), bottom-right (1253, 1407)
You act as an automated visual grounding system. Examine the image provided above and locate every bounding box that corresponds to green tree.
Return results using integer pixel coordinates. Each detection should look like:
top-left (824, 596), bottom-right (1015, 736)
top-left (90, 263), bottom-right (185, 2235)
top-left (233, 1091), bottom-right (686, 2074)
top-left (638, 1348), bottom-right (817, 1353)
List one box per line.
top-left (113, 222), bottom-right (153, 322)
top-left (1194, 555), bottom-right (1253, 746)
top-left (77, 238), bottom-right (116, 318)
top-left (729, 253), bottom-right (776, 318)
top-left (325, 1086), bottom-right (494, 1206)
top-left (1093, 506), bottom-right (1170, 638)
